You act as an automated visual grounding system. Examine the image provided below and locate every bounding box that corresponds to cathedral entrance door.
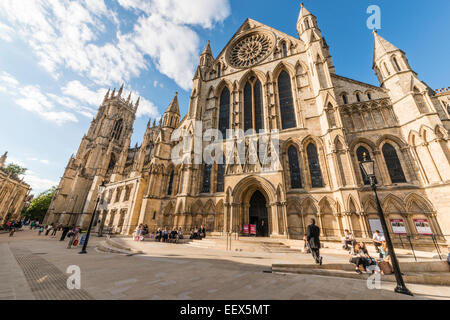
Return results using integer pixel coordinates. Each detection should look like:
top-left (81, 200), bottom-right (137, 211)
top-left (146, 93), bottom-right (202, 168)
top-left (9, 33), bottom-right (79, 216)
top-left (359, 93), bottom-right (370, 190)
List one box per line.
top-left (249, 190), bottom-right (268, 237)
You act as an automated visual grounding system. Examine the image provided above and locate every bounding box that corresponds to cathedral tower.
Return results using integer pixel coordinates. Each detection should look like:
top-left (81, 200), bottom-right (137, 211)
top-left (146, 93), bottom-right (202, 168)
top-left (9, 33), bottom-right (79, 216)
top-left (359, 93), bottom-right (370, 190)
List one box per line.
top-left (46, 85), bottom-right (138, 227)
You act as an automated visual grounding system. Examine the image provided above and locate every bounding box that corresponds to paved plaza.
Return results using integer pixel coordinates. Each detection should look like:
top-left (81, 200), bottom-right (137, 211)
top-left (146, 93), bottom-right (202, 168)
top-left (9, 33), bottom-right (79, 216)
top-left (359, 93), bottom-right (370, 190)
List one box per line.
top-left (0, 229), bottom-right (449, 300)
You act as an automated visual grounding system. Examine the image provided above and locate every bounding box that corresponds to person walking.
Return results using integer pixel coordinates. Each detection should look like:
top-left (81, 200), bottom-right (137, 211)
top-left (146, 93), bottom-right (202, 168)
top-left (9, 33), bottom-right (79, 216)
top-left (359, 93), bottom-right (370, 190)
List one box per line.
top-left (60, 225), bottom-right (70, 241)
top-left (306, 218), bottom-right (323, 265)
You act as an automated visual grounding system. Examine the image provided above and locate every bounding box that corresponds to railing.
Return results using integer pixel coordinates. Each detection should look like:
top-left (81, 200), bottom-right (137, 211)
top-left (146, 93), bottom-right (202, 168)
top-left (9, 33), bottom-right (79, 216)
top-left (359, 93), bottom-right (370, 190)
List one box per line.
top-left (287, 226), bottom-right (448, 262)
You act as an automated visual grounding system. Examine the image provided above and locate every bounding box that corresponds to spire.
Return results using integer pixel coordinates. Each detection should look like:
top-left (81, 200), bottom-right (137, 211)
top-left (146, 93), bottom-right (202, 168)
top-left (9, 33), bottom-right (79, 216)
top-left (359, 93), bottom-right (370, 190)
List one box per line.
top-left (298, 2), bottom-right (313, 19)
top-left (135, 97), bottom-right (140, 110)
top-left (111, 88), bottom-right (116, 98)
top-left (165, 92), bottom-right (180, 115)
top-left (147, 119), bottom-right (151, 128)
top-left (201, 40), bottom-right (213, 56)
top-left (104, 89), bottom-right (110, 101)
top-left (118, 83), bottom-right (124, 97)
top-left (0, 151), bottom-right (7, 168)
top-left (153, 119), bottom-right (156, 127)
top-left (373, 30), bottom-right (401, 64)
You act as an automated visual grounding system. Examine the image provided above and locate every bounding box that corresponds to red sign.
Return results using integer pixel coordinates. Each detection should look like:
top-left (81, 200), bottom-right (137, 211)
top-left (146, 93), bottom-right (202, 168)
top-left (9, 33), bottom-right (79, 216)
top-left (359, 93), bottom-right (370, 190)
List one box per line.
top-left (414, 219), bottom-right (432, 235)
top-left (243, 225), bottom-right (249, 234)
top-left (250, 225), bottom-right (257, 235)
top-left (390, 219), bottom-right (407, 235)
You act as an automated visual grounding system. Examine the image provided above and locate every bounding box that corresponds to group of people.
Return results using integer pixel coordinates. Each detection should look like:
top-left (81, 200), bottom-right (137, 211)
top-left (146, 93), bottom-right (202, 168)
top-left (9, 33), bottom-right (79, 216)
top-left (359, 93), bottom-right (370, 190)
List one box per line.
top-left (133, 224), bottom-right (207, 243)
top-left (343, 229), bottom-right (394, 275)
top-left (2, 220), bottom-right (22, 236)
top-left (33, 222), bottom-right (84, 249)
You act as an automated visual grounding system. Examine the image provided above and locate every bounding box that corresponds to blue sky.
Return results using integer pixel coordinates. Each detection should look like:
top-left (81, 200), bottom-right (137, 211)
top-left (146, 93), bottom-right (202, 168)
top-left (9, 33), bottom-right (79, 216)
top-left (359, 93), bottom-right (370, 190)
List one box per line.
top-left (0, 0), bottom-right (449, 194)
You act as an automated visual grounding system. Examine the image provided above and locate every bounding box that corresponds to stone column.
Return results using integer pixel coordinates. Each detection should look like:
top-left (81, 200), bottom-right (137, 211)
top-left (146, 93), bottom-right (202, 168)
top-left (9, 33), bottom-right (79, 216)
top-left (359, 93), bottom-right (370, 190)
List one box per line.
top-left (269, 202), bottom-right (279, 236)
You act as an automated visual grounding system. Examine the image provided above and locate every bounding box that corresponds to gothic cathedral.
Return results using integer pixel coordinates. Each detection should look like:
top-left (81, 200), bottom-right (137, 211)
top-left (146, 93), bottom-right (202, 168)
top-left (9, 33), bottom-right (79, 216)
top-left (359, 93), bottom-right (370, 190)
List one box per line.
top-left (45, 5), bottom-right (450, 247)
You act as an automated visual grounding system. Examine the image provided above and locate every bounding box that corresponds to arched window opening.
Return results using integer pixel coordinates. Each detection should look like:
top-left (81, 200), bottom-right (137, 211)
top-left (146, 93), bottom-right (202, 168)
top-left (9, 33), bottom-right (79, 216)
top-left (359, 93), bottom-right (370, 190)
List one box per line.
top-left (382, 144), bottom-right (407, 183)
top-left (392, 56), bottom-right (401, 72)
top-left (218, 87), bottom-right (230, 139)
top-left (244, 76), bottom-right (264, 133)
top-left (383, 62), bottom-right (391, 76)
top-left (152, 211), bottom-right (156, 220)
top-left (367, 92), bottom-right (372, 100)
top-left (111, 119), bottom-right (123, 140)
top-left (217, 156), bottom-right (226, 193)
top-left (356, 93), bottom-right (361, 102)
top-left (278, 70), bottom-right (297, 130)
top-left (356, 146), bottom-right (373, 185)
top-left (342, 94), bottom-right (348, 105)
top-left (167, 171), bottom-right (174, 195)
top-left (217, 63), bottom-right (221, 77)
top-left (307, 143), bottom-right (324, 188)
top-left (305, 19), bottom-right (310, 29)
top-left (282, 42), bottom-right (288, 57)
top-left (202, 164), bottom-right (212, 193)
top-left (108, 154), bottom-right (116, 171)
top-left (288, 146), bottom-right (302, 189)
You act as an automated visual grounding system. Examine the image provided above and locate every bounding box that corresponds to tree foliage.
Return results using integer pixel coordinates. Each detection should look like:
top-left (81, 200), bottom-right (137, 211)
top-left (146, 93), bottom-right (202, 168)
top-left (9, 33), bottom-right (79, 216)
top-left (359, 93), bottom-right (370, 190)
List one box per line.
top-left (24, 186), bottom-right (57, 221)
top-left (4, 163), bottom-right (27, 176)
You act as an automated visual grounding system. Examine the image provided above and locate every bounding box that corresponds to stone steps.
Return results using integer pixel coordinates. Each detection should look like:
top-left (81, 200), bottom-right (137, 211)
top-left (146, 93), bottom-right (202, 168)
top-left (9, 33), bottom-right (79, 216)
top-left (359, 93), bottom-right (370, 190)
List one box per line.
top-left (272, 261), bottom-right (450, 286)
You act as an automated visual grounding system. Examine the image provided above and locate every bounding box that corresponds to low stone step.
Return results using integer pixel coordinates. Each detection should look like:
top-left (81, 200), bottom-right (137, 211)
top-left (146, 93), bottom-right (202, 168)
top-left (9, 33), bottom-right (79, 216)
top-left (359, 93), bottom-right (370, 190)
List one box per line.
top-left (272, 265), bottom-right (450, 286)
top-left (106, 236), bottom-right (144, 254)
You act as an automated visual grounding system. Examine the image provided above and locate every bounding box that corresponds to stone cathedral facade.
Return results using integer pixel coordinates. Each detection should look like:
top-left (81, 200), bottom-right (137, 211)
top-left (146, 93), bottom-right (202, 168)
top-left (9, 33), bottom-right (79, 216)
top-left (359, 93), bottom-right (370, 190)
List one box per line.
top-left (45, 5), bottom-right (450, 247)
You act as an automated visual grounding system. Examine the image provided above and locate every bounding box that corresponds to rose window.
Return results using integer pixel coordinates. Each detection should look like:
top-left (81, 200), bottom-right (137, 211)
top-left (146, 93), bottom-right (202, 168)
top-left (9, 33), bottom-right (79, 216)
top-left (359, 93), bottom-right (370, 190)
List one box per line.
top-left (228, 32), bottom-right (274, 68)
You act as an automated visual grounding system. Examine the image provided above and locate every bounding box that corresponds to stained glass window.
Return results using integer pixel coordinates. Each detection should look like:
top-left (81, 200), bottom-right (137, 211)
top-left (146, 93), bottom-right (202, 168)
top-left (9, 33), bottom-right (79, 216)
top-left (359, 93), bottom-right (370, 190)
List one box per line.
top-left (202, 164), bottom-right (212, 193)
top-left (219, 88), bottom-right (230, 139)
top-left (167, 171), bottom-right (174, 195)
top-left (307, 143), bottom-right (324, 188)
top-left (382, 144), bottom-right (406, 183)
top-left (244, 77), bottom-right (264, 133)
top-left (278, 71), bottom-right (296, 130)
top-left (216, 156), bottom-right (226, 193)
top-left (288, 146), bottom-right (302, 189)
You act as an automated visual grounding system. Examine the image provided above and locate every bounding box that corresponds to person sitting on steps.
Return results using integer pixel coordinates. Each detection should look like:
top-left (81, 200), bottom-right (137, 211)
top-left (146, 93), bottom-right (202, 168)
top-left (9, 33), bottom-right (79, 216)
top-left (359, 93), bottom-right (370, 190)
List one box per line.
top-left (342, 229), bottom-right (356, 251)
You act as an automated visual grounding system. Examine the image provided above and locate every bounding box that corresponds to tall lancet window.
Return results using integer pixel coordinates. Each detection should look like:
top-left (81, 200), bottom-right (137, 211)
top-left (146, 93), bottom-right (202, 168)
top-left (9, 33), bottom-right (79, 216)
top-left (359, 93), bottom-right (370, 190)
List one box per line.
top-left (167, 170), bottom-right (174, 195)
top-left (307, 143), bottom-right (324, 188)
top-left (288, 146), bottom-right (302, 189)
top-left (218, 87), bottom-right (230, 139)
top-left (243, 77), bottom-right (264, 133)
top-left (282, 43), bottom-right (288, 57)
top-left (112, 119), bottom-right (123, 140)
top-left (202, 164), bottom-right (212, 193)
top-left (216, 156), bottom-right (226, 193)
top-left (278, 71), bottom-right (297, 129)
top-left (382, 144), bottom-right (406, 183)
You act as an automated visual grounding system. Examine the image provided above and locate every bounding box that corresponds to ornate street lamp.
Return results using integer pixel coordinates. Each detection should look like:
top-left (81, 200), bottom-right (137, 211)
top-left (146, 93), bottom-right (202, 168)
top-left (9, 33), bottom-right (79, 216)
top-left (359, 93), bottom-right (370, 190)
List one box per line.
top-left (79, 181), bottom-right (106, 254)
top-left (360, 153), bottom-right (413, 296)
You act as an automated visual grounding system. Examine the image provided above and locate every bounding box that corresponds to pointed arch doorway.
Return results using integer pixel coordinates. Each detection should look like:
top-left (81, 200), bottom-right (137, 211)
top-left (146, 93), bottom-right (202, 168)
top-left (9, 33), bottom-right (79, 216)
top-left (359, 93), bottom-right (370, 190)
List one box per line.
top-left (249, 190), bottom-right (269, 237)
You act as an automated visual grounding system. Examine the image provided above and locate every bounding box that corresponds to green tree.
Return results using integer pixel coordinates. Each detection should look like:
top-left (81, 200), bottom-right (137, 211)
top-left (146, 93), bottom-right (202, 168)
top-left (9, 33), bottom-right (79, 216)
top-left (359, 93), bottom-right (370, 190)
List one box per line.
top-left (24, 186), bottom-right (57, 221)
top-left (4, 163), bottom-right (27, 176)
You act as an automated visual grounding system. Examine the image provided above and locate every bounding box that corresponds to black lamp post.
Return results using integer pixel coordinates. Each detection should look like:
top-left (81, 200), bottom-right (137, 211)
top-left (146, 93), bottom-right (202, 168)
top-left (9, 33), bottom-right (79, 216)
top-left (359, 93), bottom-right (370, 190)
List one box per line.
top-left (360, 154), bottom-right (413, 296)
top-left (79, 181), bottom-right (106, 254)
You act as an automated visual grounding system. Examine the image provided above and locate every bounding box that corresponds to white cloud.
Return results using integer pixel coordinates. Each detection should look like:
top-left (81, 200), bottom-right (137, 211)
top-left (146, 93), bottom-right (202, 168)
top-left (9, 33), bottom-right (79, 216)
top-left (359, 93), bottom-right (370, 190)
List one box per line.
top-left (0, 72), bottom-right (19, 87)
top-left (15, 85), bottom-right (78, 126)
top-left (61, 80), bottom-right (105, 106)
top-left (24, 171), bottom-right (58, 194)
top-left (0, 22), bottom-right (14, 42)
top-left (0, 0), bottom-right (231, 90)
